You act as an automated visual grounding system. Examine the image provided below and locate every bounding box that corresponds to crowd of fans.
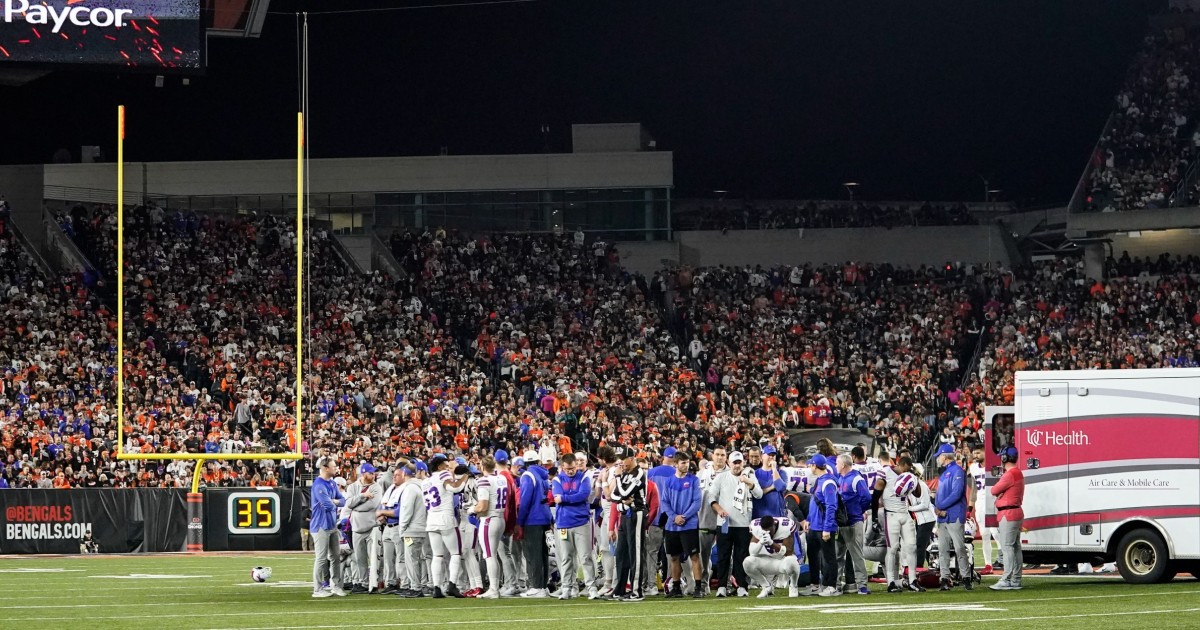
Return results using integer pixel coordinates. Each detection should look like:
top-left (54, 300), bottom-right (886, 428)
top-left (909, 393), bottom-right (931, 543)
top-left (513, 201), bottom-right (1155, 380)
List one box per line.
top-left (0, 208), bottom-right (121, 490)
top-left (658, 261), bottom-right (998, 462)
top-left (1085, 29), bottom-right (1200, 212)
top-left (675, 201), bottom-right (979, 231)
top-left (972, 257), bottom-right (1200, 415)
top-left (1, 199), bottom-right (1198, 489)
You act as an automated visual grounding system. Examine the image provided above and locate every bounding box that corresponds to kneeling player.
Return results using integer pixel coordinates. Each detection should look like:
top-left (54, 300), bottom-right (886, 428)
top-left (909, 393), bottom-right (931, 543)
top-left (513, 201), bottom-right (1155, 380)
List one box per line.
top-left (744, 515), bottom-right (800, 598)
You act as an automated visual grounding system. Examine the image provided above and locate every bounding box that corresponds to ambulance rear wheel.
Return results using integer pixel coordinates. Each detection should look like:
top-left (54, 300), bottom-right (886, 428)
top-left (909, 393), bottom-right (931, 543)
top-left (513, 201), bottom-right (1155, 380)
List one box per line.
top-left (1117, 528), bottom-right (1168, 584)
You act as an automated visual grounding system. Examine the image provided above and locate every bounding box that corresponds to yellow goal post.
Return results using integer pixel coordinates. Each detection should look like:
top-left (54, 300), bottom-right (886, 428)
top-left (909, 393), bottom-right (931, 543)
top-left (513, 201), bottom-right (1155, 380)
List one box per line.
top-left (114, 106), bottom-right (307, 495)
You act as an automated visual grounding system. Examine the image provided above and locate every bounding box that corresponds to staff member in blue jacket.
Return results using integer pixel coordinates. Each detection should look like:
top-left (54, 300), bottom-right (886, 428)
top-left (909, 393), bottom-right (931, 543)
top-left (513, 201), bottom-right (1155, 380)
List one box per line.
top-left (835, 454), bottom-right (873, 595)
top-left (805, 454), bottom-right (841, 597)
top-left (750, 445), bottom-right (789, 518)
top-left (933, 444), bottom-right (972, 591)
top-left (551, 452), bottom-right (597, 600)
top-left (661, 450), bottom-right (704, 599)
top-left (516, 449), bottom-right (553, 598)
top-left (310, 456), bottom-right (347, 598)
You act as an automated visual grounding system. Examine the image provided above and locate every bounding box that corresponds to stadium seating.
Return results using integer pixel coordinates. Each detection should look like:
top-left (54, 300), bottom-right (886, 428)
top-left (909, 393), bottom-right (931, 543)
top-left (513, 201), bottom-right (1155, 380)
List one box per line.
top-left (1085, 31), bottom-right (1200, 212)
top-left (2, 198), bottom-right (1196, 488)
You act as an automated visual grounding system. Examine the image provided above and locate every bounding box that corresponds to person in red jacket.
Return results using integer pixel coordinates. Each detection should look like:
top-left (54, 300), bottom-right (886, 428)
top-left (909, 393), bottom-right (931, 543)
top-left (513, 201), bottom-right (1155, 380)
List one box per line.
top-left (989, 446), bottom-right (1024, 591)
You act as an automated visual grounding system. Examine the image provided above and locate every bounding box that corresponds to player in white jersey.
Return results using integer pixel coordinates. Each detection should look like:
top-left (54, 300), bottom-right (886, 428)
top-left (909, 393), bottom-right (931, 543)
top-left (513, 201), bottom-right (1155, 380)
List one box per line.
top-left (969, 450), bottom-right (998, 573)
top-left (473, 457), bottom-right (508, 599)
top-left (783, 455), bottom-right (810, 494)
top-left (851, 446), bottom-right (884, 490)
top-left (423, 455), bottom-right (469, 598)
top-left (454, 461), bottom-right (486, 597)
top-left (876, 455), bottom-right (924, 593)
top-left (744, 515), bottom-right (800, 598)
top-left (596, 447), bottom-right (621, 596)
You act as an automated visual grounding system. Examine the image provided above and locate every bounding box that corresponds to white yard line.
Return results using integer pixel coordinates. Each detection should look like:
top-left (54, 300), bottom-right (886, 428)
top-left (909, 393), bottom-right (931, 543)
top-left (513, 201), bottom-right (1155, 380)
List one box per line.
top-left (201, 605), bottom-right (1200, 630)
top-left (770, 607), bottom-right (1200, 630)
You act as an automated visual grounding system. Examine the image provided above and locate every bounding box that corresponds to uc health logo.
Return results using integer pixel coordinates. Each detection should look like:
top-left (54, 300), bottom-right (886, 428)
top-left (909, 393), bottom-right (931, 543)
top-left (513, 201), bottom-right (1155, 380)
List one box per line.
top-left (1024, 428), bottom-right (1090, 448)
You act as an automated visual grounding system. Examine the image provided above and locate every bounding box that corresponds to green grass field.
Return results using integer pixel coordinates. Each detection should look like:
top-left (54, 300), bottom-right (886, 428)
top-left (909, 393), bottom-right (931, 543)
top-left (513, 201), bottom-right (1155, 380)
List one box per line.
top-left (1, 553), bottom-right (1199, 630)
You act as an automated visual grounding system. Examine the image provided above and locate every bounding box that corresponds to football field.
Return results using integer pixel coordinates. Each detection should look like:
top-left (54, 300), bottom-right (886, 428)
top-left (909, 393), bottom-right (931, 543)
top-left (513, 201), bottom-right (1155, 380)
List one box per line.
top-left (1, 554), bottom-right (1199, 630)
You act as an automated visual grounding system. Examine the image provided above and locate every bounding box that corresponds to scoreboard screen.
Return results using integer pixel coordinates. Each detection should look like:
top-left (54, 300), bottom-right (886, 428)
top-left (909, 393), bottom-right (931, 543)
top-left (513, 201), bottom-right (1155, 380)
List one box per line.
top-left (0, 0), bottom-right (202, 70)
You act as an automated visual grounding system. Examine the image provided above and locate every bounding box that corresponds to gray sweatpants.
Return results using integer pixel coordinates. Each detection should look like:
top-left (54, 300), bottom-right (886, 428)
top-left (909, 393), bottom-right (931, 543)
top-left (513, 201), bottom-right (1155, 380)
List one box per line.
top-left (312, 528), bottom-right (342, 592)
top-left (643, 525), bottom-right (664, 590)
top-left (938, 521), bottom-right (970, 580)
top-left (556, 523), bottom-right (598, 592)
top-left (997, 518), bottom-right (1023, 585)
top-left (600, 509), bottom-right (617, 590)
top-left (499, 533), bottom-right (521, 590)
top-left (351, 530), bottom-right (377, 586)
top-left (837, 521), bottom-right (867, 588)
top-left (402, 535), bottom-right (429, 589)
top-left (698, 529), bottom-right (716, 588)
top-left (382, 527), bottom-right (407, 588)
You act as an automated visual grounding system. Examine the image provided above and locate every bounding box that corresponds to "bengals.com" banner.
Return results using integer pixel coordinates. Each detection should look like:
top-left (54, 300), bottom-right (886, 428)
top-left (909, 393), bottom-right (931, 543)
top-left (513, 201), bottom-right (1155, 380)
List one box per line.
top-left (0, 489), bottom-right (187, 554)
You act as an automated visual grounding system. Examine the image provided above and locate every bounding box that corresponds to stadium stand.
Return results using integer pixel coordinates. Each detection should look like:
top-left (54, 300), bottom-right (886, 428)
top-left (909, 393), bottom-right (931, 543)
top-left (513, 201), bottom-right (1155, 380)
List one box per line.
top-left (1085, 29), bottom-right (1200, 212)
top-left (2, 194), bottom-right (1195, 488)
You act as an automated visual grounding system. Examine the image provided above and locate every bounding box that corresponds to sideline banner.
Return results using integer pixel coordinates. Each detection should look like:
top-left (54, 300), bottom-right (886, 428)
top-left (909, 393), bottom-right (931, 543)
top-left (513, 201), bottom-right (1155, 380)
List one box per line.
top-left (0, 489), bottom-right (187, 554)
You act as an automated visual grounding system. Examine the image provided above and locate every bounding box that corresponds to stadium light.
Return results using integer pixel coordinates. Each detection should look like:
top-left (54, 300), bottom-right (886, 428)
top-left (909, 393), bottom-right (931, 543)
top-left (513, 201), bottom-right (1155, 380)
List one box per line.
top-left (843, 182), bottom-right (860, 202)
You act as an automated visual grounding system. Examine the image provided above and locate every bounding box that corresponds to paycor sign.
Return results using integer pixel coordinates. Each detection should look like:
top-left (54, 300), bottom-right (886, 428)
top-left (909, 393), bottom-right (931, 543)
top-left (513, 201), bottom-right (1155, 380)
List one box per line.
top-left (4, 0), bottom-right (133, 34)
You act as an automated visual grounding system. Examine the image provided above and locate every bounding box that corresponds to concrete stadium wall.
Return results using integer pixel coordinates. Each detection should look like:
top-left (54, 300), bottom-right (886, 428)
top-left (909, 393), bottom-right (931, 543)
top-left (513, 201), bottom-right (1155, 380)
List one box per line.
top-left (1107, 228), bottom-right (1200, 259)
top-left (0, 165), bottom-right (47, 248)
top-left (41, 152), bottom-right (673, 198)
top-left (617, 241), bottom-right (679, 278)
top-left (676, 225), bottom-right (1012, 268)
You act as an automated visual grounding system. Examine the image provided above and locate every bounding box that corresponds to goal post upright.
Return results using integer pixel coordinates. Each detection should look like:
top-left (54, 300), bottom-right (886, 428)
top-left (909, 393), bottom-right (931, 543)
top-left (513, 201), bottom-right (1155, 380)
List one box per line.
top-left (116, 105), bottom-right (125, 456)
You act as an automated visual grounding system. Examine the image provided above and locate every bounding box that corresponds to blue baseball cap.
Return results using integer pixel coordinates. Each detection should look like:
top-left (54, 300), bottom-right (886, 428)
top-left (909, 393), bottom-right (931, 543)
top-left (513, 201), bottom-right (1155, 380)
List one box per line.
top-left (358, 462), bottom-right (377, 474)
top-left (455, 456), bottom-right (468, 466)
top-left (810, 454), bottom-right (828, 469)
top-left (514, 457), bottom-right (525, 468)
top-left (494, 449), bottom-right (510, 463)
top-left (414, 461), bottom-right (428, 473)
top-left (469, 465), bottom-right (480, 475)
top-left (662, 447), bottom-right (677, 458)
top-left (762, 445), bottom-right (777, 455)
top-left (936, 444), bottom-right (956, 458)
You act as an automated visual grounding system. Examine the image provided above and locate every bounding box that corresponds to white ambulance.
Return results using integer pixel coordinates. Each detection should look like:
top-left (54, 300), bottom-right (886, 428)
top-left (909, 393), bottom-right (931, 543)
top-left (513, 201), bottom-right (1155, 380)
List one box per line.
top-left (983, 368), bottom-right (1200, 584)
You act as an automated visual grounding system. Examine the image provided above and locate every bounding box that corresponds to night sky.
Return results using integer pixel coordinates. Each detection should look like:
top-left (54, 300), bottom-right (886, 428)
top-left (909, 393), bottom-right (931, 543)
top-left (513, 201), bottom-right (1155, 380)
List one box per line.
top-left (0, 0), bottom-right (1166, 204)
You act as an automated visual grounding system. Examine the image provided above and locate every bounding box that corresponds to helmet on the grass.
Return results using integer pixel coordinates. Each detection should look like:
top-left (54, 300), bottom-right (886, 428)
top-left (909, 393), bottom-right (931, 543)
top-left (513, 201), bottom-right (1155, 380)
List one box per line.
top-left (251, 566), bottom-right (273, 582)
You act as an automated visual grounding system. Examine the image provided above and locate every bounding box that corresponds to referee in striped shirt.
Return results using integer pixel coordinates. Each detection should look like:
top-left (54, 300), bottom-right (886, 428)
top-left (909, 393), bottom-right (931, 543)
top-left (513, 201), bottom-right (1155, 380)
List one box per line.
top-left (608, 446), bottom-right (648, 602)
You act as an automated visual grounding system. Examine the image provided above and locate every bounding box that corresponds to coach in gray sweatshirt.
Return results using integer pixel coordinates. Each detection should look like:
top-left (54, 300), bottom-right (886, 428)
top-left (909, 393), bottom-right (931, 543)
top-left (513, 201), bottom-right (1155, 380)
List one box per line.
top-left (396, 464), bottom-right (429, 595)
top-left (345, 463), bottom-right (383, 593)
